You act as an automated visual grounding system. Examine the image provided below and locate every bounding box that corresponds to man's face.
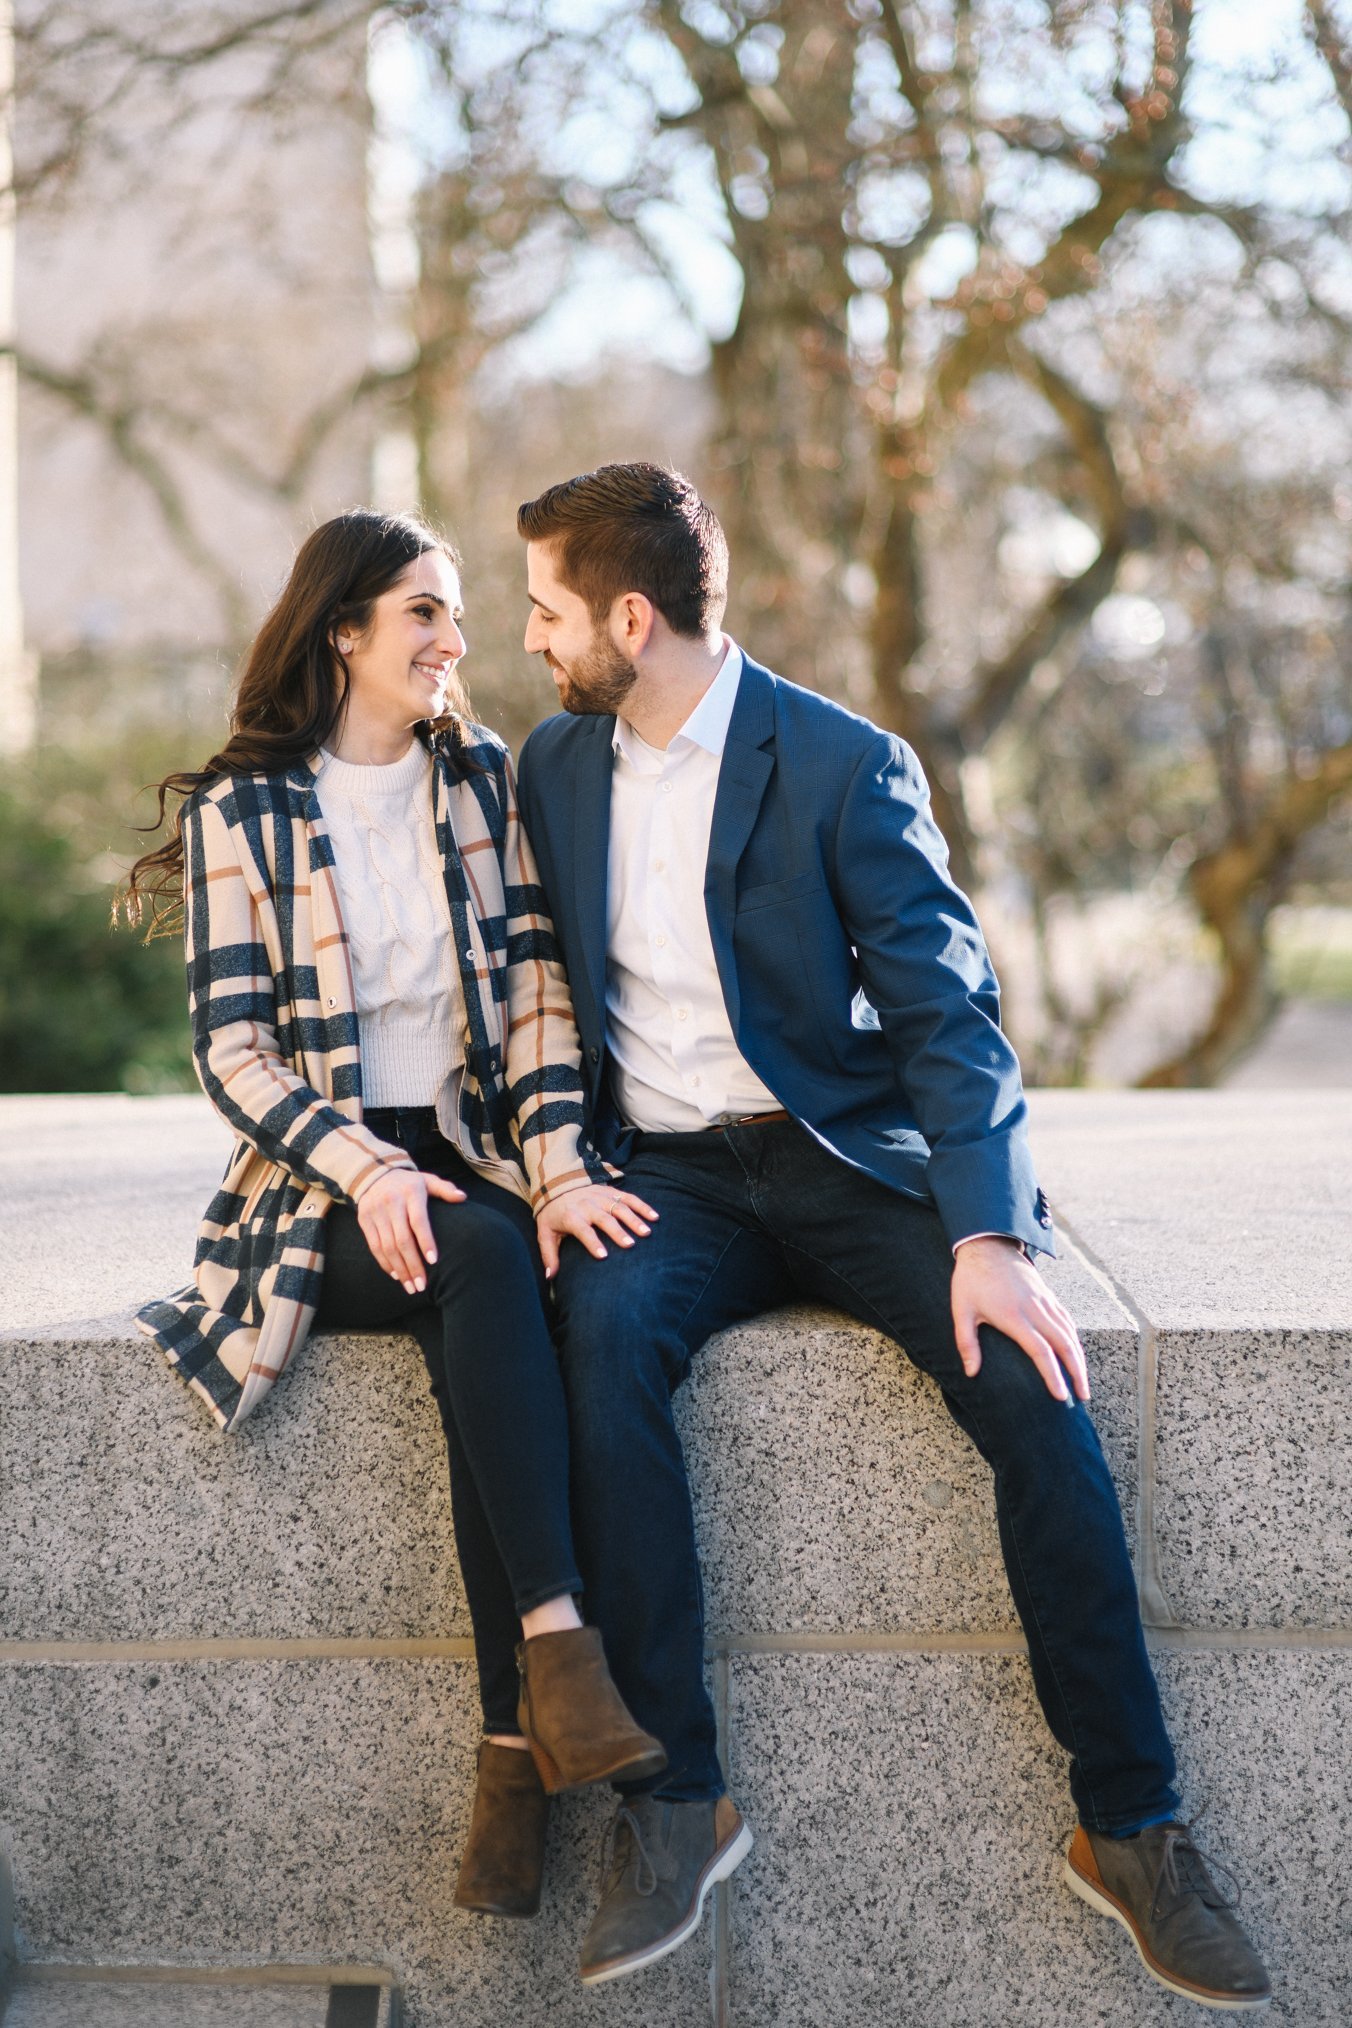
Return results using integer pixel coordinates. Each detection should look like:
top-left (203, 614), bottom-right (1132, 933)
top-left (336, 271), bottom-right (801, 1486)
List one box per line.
top-left (524, 541), bottom-right (637, 717)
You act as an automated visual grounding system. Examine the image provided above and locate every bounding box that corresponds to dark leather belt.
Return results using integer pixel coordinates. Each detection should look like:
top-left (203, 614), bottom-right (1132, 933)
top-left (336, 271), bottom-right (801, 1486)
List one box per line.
top-left (708, 1108), bottom-right (793, 1134)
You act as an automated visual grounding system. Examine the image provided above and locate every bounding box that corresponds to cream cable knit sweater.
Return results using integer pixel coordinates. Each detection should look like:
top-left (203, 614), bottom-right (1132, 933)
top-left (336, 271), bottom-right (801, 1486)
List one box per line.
top-left (316, 742), bottom-right (464, 1107)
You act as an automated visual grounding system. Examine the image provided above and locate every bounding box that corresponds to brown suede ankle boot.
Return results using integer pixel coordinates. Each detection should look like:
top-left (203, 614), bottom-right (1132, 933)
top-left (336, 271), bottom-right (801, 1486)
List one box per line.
top-left (515, 1627), bottom-right (668, 1795)
top-left (453, 1740), bottom-right (550, 1918)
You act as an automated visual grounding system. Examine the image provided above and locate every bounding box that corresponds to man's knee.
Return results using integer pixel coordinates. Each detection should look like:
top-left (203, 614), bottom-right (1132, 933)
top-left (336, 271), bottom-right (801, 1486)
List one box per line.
top-left (554, 1246), bottom-right (687, 1412)
top-left (972, 1326), bottom-right (1104, 1449)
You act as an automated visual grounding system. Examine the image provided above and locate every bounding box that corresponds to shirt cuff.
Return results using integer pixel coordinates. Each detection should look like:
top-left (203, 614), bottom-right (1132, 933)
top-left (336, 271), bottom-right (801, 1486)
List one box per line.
top-left (952, 1231), bottom-right (1025, 1257)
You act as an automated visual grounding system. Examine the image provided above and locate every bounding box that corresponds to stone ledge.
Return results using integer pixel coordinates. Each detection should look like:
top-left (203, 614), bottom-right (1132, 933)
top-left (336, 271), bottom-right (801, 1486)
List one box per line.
top-left (6, 1091), bottom-right (1350, 1646)
top-left (2, 1092), bottom-right (1349, 2025)
top-left (0, 1264), bottom-right (1134, 1646)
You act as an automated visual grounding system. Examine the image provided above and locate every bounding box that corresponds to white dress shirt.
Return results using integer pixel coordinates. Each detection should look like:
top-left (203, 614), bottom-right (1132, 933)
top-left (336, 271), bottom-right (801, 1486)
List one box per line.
top-left (604, 644), bottom-right (1012, 1252)
top-left (605, 641), bottom-right (781, 1132)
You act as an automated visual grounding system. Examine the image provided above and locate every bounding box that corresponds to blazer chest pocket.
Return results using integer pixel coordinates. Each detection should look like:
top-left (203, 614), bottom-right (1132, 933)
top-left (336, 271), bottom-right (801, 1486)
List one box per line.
top-left (736, 868), bottom-right (825, 914)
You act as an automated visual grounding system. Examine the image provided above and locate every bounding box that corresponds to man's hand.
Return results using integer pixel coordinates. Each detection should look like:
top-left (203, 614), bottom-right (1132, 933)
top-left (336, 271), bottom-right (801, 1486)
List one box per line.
top-left (951, 1235), bottom-right (1089, 1404)
top-left (357, 1167), bottom-right (466, 1293)
top-left (536, 1183), bottom-right (659, 1281)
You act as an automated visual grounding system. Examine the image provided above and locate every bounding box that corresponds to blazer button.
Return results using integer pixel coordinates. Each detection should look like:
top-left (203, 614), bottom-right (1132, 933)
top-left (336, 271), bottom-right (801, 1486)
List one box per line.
top-left (589, 1047), bottom-right (600, 1063)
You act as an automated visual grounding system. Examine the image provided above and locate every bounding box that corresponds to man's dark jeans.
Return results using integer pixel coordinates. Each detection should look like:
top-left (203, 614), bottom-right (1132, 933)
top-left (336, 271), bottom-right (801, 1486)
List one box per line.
top-left (314, 1106), bottom-right (579, 1732)
top-left (551, 1116), bottom-right (1180, 1834)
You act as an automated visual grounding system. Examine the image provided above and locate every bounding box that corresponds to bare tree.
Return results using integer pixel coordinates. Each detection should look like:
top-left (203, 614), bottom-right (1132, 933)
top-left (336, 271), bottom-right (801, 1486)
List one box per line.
top-left (572, 0), bottom-right (1352, 1074)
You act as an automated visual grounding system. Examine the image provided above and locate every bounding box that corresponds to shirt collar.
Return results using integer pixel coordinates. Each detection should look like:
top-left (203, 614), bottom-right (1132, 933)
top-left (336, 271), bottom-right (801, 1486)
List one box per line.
top-left (612, 639), bottom-right (743, 765)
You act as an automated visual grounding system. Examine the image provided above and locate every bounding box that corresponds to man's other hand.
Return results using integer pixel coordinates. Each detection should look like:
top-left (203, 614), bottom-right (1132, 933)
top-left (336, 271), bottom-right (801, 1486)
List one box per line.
top-left (951, 1235), bottom-right (1089, 1404)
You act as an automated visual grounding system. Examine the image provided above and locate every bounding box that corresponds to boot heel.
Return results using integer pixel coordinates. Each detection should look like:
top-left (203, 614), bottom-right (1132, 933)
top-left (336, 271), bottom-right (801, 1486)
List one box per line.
top-left (527, 1736), bottom-right (565, 1795)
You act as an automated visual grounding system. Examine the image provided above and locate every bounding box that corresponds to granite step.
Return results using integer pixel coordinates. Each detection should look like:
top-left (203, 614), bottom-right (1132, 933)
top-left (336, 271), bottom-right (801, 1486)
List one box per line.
top-left (0, 1971), bottom-right (397, 2027)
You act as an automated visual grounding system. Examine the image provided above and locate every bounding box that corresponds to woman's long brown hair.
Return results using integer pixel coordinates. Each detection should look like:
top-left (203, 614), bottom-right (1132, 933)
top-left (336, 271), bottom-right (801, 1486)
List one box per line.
top-left (123, 510), bottom-right (475, 937)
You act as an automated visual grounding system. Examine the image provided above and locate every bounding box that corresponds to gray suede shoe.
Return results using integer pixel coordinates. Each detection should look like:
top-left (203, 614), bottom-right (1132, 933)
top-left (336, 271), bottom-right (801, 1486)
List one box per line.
top-left (579, 1794), bottom-right (753, 1986)
top-left (1065, 1820), bottom-right (1271, 2010)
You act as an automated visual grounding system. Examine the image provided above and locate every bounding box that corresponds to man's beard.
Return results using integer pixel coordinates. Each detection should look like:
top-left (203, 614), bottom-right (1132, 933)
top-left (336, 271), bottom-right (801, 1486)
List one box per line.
top-left (552, 632), bottom-right (638, 717)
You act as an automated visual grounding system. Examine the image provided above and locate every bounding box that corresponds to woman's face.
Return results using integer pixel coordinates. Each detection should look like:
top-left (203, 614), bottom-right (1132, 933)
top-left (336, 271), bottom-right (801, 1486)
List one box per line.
top-left (338, 550), bottom-right (466, 727)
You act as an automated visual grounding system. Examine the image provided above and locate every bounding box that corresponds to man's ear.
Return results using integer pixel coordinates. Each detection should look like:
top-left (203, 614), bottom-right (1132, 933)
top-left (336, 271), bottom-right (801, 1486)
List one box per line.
top-left (614, 591), bottom-right (657, 656)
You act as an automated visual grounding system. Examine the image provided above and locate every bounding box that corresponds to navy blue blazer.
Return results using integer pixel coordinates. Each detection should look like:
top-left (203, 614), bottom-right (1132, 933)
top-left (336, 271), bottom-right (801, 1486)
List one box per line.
top-left (516, 652), bottom-right (1054, 1255)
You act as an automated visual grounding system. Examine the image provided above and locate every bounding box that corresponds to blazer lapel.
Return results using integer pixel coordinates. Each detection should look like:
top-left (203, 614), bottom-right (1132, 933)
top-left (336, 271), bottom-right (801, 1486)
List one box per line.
top-left (571, 717), bottom-right (616, 1044)
top-left (704, 660), bottom-right (776, 1035)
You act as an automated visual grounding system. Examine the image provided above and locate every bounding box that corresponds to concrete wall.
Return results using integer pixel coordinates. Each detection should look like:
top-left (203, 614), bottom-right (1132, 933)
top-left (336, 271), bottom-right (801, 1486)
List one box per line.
top-left (1, 1092), bottom-right (1349, 2026)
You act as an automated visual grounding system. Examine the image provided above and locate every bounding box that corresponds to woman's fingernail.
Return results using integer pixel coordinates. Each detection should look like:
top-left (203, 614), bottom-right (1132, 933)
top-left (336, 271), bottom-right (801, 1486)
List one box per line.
top-left (414, 1277), bottom-right (425, 1292)
top-left (426, 1250), bottom-right (437, 1264)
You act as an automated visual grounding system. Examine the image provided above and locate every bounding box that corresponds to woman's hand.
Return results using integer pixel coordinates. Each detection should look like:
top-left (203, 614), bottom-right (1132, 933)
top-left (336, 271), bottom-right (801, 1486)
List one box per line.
top-left (536, 1184), bottom-right (659, 1281)
top-left (357, 1167), bottom-right (466, 1293)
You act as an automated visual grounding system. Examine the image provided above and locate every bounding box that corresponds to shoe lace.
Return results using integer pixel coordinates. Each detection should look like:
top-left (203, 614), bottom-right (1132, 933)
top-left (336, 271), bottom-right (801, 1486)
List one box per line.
top-left (601, 1804), bottom-right (658, 1899)
top-left (1151, 1810), bottom-right (1242, 1924)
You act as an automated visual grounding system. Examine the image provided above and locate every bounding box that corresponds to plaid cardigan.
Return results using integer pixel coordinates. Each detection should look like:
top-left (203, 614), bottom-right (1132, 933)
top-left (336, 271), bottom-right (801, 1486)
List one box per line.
top-left (137, 725), bottom-right (607, 1432)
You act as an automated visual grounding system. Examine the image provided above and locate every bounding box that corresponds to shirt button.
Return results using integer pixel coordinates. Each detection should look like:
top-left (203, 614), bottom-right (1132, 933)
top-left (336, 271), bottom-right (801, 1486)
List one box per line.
top-left (661, 782), bottom-right (674, 794)
top-left (691, 1074), bottom-right (702, 1087)
top-left (655, 933), bottom-right (667, 948)
top-left (653, 860), bottom-right (666, 873)
top-left (676, 1007), bottom-right (689, 1021)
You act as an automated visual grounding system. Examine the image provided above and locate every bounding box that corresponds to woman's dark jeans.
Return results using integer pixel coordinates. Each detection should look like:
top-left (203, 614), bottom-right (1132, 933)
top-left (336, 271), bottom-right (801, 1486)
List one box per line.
top-left (314, 1106), bottom-right (580, 1731)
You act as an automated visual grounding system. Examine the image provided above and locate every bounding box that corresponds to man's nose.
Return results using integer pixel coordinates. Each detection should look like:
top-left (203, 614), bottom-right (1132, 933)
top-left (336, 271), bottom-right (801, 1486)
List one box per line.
top-left (523, 610), bottom-right (544, 653)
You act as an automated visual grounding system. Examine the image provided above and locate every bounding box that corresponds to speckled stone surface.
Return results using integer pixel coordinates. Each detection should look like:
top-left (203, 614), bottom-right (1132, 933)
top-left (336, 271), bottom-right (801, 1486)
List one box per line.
top-left (1154, 1327), bottom-right (1352, 1627)
top-left (0, 1327), bottom-right (468, 1642)
top-left (724, 1645), bottom-right (1351, 2027)
top-left (1028, 1089), bottom-right (1352, 1330)
top-left (1, 1237), bottom-right (1135, 1649)
top-left (676, 1250), bottom-right (1138, 1636)
top-left (0, 1657), bottom-right (712, 2028)
top-left (1, 1980), bottom-right (334, 2025)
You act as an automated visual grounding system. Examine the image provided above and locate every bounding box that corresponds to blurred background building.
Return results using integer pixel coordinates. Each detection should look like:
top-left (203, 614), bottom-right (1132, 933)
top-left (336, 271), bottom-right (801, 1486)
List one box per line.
top-left (3, 0), bottom-right (1350, 1094)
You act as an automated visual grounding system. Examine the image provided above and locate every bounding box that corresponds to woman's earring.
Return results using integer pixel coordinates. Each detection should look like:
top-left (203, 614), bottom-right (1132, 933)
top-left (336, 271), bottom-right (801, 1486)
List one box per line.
top-left (337, 640), bottom-right (352, 654)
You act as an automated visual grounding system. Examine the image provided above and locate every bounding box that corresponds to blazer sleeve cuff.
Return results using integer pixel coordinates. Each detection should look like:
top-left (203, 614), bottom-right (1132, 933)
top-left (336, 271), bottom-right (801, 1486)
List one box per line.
top-left (925, 1137), bottom-right (1057, 1260)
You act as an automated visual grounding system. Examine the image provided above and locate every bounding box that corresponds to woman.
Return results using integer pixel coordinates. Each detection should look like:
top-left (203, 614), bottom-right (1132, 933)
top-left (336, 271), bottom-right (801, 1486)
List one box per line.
top-left (126, 508), bottom-right (661, 1920)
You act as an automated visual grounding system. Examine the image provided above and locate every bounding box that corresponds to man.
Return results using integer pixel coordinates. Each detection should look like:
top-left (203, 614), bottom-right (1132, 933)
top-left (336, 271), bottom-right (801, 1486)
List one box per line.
top-left (513, 462), bottom-right (1269, 2009)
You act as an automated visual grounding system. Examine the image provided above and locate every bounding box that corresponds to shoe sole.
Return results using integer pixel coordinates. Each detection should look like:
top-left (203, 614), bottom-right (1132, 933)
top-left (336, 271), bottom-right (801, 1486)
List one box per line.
top-left (526, 1738), bottom-right (668, 1797)
top-left (452, 1892), bottom-right (541, 1919)
top-left (1063, 1845), bottom-right (1271, 2012)
top-left (580, 1820), bottom-right (755, 1987)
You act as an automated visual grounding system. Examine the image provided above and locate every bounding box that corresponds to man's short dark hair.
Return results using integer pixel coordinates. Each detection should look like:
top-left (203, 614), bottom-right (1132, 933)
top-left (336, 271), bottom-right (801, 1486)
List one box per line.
top-left (517, 462), bottom-right (728, 639)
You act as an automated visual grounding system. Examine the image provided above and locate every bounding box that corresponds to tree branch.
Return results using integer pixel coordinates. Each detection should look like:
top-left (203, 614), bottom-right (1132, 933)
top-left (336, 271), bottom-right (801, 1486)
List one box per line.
top-left (960, 340), bottom-right (1130, 746)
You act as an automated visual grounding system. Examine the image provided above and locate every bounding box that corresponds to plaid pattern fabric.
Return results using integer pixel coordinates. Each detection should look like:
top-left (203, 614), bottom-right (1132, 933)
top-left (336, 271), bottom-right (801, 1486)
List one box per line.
top-left (137, 727), bottom-right (606, 1432)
